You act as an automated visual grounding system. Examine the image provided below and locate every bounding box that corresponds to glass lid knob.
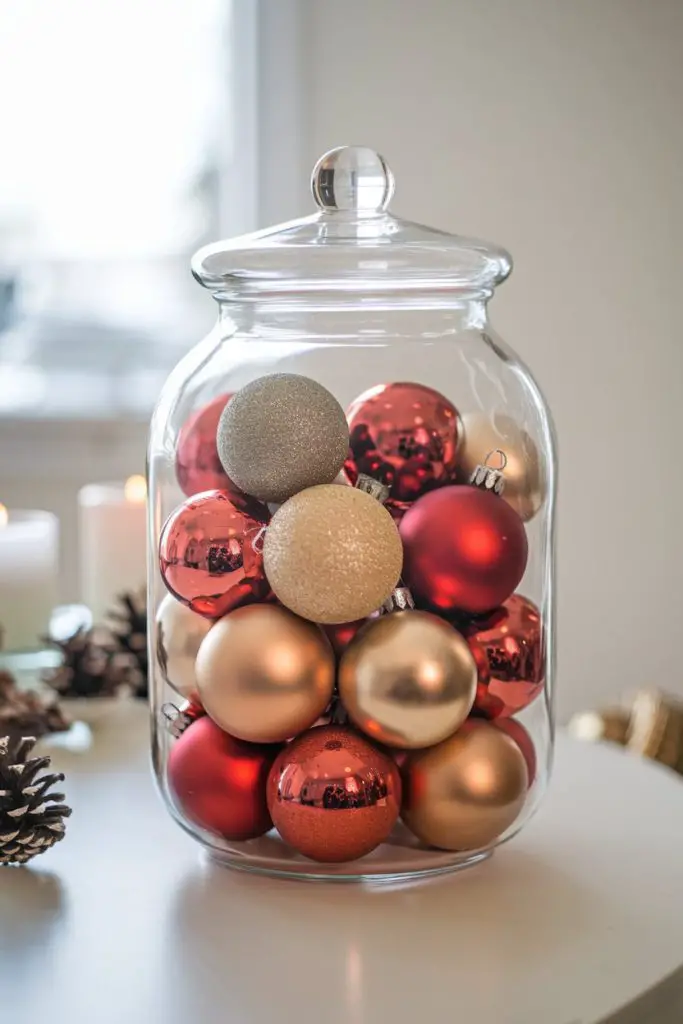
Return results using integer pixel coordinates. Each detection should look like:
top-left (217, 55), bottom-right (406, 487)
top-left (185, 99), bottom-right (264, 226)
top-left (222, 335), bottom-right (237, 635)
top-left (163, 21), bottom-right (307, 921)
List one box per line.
top-left (311, 146), bottom-right (395, 213)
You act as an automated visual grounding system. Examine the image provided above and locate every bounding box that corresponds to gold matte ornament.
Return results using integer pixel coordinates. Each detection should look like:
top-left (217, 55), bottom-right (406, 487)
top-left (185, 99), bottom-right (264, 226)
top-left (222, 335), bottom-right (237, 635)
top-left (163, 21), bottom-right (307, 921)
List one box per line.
top-left (457, 411), bottom-right (544, 522)
top-left (263, 484), bottom-right (403, 624)
top-left (339, 611), bottom-right (477, 749)
top-left (402, 720), bottom-right (528, 851)
top-left (195, 604), bottom-right (335, 743)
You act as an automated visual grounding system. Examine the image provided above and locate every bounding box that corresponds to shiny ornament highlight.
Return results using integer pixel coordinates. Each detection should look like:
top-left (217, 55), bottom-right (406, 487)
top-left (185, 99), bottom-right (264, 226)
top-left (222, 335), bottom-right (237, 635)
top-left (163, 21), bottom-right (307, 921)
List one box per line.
top-left (263, 484), bottom-right (403, 624)
top-left (400, 485), bottom-right (528, 616)
top-left (339, 611), bottom-right (477, 749)
top-left (465, 594), bottom-right (544, 718)
top-left (402, 720), bottom-right (528, 851)
top-left (168, 716), bottom-right (280, 841)
top-left (345, 381), bottom-right (461, 512)
top-left (267, 725), bottom-right (401, 862)
top-left (155, 594), bottom-right (213, 699)
top-left (217, 373), bottom-right (349, 503)
top-left (159, 490), bottom-right (269, 619)
top-left (457, 411), bottom-right (544, 522)
top-left (195, 604), bottom-right (335, 743)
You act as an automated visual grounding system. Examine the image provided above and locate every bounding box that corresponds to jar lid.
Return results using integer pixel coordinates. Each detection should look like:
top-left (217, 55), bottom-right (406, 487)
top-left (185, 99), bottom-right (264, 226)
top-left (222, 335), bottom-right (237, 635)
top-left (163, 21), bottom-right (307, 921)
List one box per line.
top-left (192, 146), bottom-right (512, 300)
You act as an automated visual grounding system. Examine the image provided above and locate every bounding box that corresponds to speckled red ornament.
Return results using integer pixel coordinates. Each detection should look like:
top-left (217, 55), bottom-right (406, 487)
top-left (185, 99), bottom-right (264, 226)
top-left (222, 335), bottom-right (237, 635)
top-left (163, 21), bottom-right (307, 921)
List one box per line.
top-left (168, 716), bottom-right (281, 840)
top-left (465, 594), bottom-right (544, 718)
top-left (159, 490), bottom-right (270, 619)
top-left (344, 382), bottom-right (461, 512)
top-left (400, 485), bottom-right (528, 616)
top-left (267, 726), bottom-right (401, 862)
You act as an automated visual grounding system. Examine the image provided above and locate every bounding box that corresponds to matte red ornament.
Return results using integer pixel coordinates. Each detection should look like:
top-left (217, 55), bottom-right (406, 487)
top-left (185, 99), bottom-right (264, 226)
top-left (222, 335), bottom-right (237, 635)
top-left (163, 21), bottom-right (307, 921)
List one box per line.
top-left (465, 594), bottom-right (545, 718)
top-left (168, 716), bottom-right (281, 840)
top-left (494, 718), bottom-right (537, 786)
top-left (267, 725), bottom-right (402, 863)
top-left (399, 485), bottom-right (528, 615)
top-left (344, 382), bottom-right (461, 512)
top-left (159, 490), bottom-right (270, 619)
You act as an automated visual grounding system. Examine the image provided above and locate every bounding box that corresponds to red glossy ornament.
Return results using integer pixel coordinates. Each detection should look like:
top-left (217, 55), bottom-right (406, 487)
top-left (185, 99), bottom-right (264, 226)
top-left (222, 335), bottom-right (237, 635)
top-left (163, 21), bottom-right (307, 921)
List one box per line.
top-left (400, 485), bottom-right (528, 615)
top-left (176, 394), bottom-right (233, 497)
top-left (344, 382), bottom-right (461, 512)
top-left (267, 726), bottom-right (402, 862)
top-left (465, 594), bottom-right (544, 718)
top-left (159, 490), bottom-right (270, 619)
top-left (494, 718), bottom-right (537, 786)
top-left (168, 716), bottom-right (281, 840)
top-left (323, 617), bottom-right (373, 658)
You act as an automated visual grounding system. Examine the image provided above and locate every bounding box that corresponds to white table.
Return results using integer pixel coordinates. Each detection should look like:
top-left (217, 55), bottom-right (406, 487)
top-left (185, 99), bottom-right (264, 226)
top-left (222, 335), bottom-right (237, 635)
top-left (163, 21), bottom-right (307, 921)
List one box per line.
top-left (2, 703), bottom-right (683, 1024)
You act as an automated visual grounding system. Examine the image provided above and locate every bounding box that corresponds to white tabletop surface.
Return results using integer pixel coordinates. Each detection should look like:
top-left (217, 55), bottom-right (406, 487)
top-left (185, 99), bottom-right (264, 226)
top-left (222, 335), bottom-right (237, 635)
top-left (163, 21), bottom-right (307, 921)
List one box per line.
top-left (2, 702), bottom-right (683, 1024)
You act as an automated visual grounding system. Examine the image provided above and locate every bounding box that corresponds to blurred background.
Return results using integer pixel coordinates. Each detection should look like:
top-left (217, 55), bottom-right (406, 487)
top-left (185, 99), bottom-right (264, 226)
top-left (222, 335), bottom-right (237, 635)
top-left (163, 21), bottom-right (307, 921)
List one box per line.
top-left (0, 0), bottom-right (681, 722)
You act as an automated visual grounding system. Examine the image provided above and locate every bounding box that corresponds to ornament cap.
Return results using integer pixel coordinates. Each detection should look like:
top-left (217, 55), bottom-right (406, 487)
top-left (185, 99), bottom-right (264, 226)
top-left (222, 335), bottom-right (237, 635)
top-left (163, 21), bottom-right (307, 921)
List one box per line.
top-left (161, 700), bottom-right (203, 739)
top-left (355, 473), bottom-right (390, 504)
top-left (469, 449), bottom-right (507, 495)
top-left (382, 586), bottom-right (415, 614)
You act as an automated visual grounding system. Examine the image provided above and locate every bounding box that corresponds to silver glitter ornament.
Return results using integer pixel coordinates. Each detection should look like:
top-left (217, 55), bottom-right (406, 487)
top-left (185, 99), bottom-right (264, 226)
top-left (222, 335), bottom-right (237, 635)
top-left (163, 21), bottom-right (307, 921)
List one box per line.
top-left (216, 374), bottom-right (349, 503)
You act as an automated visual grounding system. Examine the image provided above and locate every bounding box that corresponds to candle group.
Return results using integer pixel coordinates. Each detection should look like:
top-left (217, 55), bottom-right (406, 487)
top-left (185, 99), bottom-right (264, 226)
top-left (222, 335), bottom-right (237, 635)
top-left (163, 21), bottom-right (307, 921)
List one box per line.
top-left (0, 476), bottom-right (147, 654)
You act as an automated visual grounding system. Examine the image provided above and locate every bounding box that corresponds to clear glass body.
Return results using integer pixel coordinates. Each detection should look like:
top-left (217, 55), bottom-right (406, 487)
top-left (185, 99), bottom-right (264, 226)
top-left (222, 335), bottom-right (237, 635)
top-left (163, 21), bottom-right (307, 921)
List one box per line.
top-left (148, 294), bottom-right (556, 881)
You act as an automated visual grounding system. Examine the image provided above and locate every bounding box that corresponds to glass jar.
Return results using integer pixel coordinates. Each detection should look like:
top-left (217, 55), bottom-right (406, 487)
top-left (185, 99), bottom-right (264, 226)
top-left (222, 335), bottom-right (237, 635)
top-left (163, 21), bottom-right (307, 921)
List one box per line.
top-left (148, 146), bottom-right (556, 881)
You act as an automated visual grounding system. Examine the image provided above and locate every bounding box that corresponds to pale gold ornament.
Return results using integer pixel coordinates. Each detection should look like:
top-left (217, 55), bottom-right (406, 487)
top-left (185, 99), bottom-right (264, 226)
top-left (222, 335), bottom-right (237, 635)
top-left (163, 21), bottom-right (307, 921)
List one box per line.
top-left (263, 484), bottom-right (403, 625)
top-left (457, 411), bottom-right (545, 521)
top-left (155, 595), bottom-right (213, 699)
top-left (195, 604), bottom-right (334, 743)
top-left (339, 611), bottom-right (476, 748)
top-left (402, 720), bottom-right (528, 851)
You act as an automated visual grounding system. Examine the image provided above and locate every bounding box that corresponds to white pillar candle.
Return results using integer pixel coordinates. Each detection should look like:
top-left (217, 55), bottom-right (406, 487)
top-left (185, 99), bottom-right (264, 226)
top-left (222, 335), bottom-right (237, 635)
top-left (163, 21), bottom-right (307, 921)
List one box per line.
top-left (78, 476), bottom-right (147, 624)
top-left (0, 506), bottom-right (59, 652)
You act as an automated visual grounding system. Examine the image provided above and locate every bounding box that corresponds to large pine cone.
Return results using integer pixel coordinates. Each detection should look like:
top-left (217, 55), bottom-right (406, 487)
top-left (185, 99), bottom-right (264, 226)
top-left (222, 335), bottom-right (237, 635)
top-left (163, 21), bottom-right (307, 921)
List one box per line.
top-left (0, 736), bottom-right (72, 865)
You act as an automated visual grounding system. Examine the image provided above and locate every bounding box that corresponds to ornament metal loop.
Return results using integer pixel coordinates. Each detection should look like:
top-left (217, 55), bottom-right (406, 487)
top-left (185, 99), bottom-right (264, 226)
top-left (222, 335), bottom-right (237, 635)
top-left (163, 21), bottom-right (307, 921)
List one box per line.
top-left (355, 473), bottom-right (390, 504)
top-left (160, 701), bottom-right (200, 739)
top-left (381, 586), bottom-right (415, 614)
top-left (251, 525), bottom-right (268, 554)
top-left (470, 449), bottom-right (507, 495)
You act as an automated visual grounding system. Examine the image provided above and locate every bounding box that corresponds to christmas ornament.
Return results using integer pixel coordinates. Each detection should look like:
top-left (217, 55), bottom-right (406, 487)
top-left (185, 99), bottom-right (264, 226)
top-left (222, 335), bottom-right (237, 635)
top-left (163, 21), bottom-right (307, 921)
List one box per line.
top-left (108, 589), bottom-right (148, 699)
top-left (176, 393), bottom-right (234, 497)
top-left (267, 725), bottom-right (401, 862)
top-left (457, 411), bottom-right (544, 522)
top-left (168, 716), bottom-right (280, 841)
top-left (344, 381), bottom-right (461, 511)
top-left (217, 373), bottom-right (349, 503)
top-left (400, 485), bottom-right (528, 616)
top-left (43, 626), bottom-right (126, 699)
top-left (159, 490), bottom-right (269, 619)
top-left (0, 736), bottom-right (72, 865)
top-left (160, 698), bottom-right (206, 738)
top-left (323, 618), bottom-right (371, 658)
top-left (0, 671), bottom-right (69, 744)
top-left (155, 594), bottom-right (213, 700)
top-left (263, 484), bottom-right (403, 624)
top-left (402, 720), bottom-right (528, 851)
top-left (339, 610), bottom-right (476, 749)
top-left (494, 718), bottom-right (537, 786)
top-left (195, 604), bottom-right (335, 743)
top-left (465, 594), bottom-right (544, 718)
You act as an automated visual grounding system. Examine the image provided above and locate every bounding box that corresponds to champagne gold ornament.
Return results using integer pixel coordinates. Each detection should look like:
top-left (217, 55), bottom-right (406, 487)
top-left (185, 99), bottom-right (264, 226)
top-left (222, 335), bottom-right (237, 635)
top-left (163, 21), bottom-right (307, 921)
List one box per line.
top-left (216, 373), bottom-right (349, 503)
top-left (457, 412), bottom-right (544, 522)
top-left (402, 720), bottom-right (528, 851)
top-left (339, 611), bottom-right (477, 749)
top-left (155, 595), bottom-right (213, 700)
top-left (195, 604), bottom-right (335, 743)
top-left (263, 484), bottom-right (403, 624)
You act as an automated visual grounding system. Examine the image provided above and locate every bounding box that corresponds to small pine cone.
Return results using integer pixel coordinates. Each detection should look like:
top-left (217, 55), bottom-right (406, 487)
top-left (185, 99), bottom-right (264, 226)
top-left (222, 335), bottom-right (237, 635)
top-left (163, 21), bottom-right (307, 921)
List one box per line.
top-left (0, 736), bottom-right (72, 866)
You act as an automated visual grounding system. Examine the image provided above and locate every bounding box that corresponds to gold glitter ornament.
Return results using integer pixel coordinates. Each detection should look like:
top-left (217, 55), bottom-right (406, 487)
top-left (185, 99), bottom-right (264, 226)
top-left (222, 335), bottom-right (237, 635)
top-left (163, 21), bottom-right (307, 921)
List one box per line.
top-left (216, 373), bottom-right (349, 503)
top-left (263, 484), bottom-right (403, 624)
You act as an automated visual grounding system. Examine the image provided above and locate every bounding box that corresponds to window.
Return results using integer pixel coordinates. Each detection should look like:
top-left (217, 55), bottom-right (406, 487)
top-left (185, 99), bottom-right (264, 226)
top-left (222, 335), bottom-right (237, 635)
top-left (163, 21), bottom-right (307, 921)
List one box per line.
top-left (0, 0), bottom-right (256, 418)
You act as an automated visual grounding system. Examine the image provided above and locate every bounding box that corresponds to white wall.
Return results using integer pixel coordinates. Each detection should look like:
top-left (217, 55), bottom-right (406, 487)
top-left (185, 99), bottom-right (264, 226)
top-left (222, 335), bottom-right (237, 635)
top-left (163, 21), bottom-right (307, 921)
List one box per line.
top-left (298, 0), bottom-right (683, 721)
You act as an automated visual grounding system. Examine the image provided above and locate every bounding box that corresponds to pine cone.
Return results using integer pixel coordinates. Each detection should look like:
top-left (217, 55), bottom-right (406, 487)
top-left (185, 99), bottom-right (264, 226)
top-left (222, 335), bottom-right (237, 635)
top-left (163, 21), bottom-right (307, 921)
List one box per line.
top-left (0, 671), bottom-right (70, 742)
top-left (108, 590), bottom-right (148, 700)
top-left (0, 736), bottom-right (72, 865)
top-left (42, 627), bottom-right (125, 699)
